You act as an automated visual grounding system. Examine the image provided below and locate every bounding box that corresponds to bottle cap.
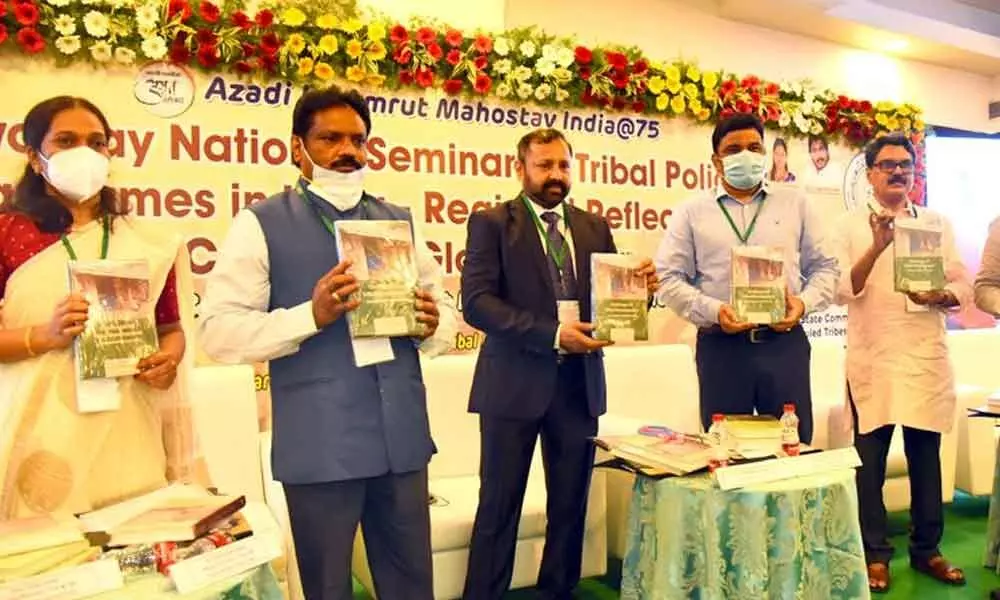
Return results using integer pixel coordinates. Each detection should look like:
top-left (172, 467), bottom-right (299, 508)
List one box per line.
top-left (711, 413), bottom-right (725, 422)
top-left (783, 403), bottom-right (795, 412)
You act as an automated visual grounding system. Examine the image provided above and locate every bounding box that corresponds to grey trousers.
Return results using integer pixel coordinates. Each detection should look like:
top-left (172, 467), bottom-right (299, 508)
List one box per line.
top-left (283, 469), bottom-right (433, 600)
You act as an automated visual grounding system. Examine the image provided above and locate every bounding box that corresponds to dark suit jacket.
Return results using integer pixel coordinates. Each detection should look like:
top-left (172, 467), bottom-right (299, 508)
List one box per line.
top-left (461, 197), bottom-right (617, 420)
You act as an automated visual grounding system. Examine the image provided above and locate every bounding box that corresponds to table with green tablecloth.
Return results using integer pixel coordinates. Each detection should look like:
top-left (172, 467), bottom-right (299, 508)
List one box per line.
top-left (90, 563), bottom-right (284, 600)
top-left (620, 468), bottom-right (869, 599)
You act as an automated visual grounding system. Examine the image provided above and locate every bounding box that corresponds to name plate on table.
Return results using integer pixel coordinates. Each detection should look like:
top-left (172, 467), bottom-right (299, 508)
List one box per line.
top-left (169, 535), bottom-right (282, 594)
top-left (714, 447), bottom-right (862, 491)
top-left (0, 557), bottom-right (123, 600)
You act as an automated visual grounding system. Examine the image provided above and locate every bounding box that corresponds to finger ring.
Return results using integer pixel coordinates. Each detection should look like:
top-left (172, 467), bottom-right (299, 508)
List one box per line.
top-left (331, 291), bottom-right (342, 303)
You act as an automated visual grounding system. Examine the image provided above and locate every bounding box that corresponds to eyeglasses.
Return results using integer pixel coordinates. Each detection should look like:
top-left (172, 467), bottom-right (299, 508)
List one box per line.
top-left (873, 160), bottom-right (914, 173)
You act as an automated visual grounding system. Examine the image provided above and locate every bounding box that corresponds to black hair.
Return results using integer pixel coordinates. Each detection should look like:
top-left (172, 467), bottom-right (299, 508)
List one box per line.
top-left (292, 85), bottom-right (372, 138)
top-left (516, 128), bottom-right (573, 162)
top-left (711, 114), bottom-right (764, 153)
top-left (807, 134), bottom-right (829, 153)
top-left (3, 96), bottom-right (125, 233)
top-left (769, 137), bottom-right (789, 181)
top-left (864, 133), bottom-right (916, 168)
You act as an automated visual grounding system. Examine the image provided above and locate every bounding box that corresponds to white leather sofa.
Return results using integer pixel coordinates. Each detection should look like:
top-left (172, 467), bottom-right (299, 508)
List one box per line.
top-left (946, 330), bottom-right (1000, 496)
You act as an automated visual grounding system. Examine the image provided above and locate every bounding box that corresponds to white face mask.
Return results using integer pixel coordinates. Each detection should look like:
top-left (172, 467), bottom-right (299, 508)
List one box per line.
top-left (40, 146), bottom-right (111, 203)
top-left (300, 143), bottom-right (366, 211)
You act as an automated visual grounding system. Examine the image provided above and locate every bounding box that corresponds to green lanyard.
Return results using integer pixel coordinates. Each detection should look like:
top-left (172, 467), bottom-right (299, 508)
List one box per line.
top-left (521, 194), bottom-right (570, 269)
top-left (297, 180), bottom-right (367, 239)
top-left (717, 195), bottom-right (765, 245)
top-left (60, 216), bottom-right (110, 260)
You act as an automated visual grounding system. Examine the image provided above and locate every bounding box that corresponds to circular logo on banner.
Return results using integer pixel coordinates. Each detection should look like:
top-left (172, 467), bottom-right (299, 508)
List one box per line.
top-left (843, 152), bottom-right (872, 212)
top-left (133, 62), bottom-right (195, 118)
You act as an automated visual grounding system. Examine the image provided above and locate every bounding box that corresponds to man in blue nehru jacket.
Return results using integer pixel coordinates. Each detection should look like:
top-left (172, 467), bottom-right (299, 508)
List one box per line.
top-left (199, 85), bottom-right (457, 600)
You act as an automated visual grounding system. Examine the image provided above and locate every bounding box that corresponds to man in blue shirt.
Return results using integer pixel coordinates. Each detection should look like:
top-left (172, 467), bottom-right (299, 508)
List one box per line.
top-left (654, 114), bottom-right (838, 442)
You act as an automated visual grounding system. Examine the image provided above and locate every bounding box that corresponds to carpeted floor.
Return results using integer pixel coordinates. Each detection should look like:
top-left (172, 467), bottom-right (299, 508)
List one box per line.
top-left (352, 493), bottom-right (1000, 599)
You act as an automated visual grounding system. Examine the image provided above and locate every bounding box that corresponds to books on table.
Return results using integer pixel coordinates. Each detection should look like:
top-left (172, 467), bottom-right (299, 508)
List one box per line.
top-left (724, 415), bottom-right (782, 458)
top-left (590, 253), bottom-right (648, 343)
top-left (593, 433), bottom-right (714, 477)
top-left (333, 220), bottom-right (422, 338)
top-left (730, 246), bottom-right (785, 324)
top-left (68, 259), bottom-right (159, 380)
top-left (89, 494), bottom-right (246, 548)
top-left (0, 514), bottom-right (94, 585)
top-left (893, 219), bottom-right (945, 293)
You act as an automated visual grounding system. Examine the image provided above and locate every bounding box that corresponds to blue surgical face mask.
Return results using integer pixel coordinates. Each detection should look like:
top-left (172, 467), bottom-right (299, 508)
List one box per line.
top-left (721, 150), bottom-right (766, 190)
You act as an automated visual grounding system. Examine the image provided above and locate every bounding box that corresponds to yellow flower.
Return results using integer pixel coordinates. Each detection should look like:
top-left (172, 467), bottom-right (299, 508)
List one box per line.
top-left (285, 34), bottom-right (307, 56)
top-left (702, 71), bottom-right (719, 90)
top-left (897, 105), bottom-right (912, 117)
top-left (367, 22), bottom-right (386, 41)
top-left (875, 101), bottom-right (894, 112)
top-left (655, 93), bottom-right (669, 111)
top-left (875, 113), bottom-right (888, 126)
top-left (887, 118), bottom-right (900, 131)
top-left (340, 17), bottom-right (363, 33)
top-left (317, 14), bottom-right (338, 30)
top-left (683, 82), bottom-right (698, 98)
top-left (664, 64), bottom-right (681, 82)
top-left (367, 73), bottom-right (387, 87)
top-left (914, 119), bottom-right (925, 131)
top-left (318, 34), bottom-right (339, 55)
top-left (346, 39), bottom-right (364, 59)
top-left (314, 62), bottom-right (335, 81)
top-left (696, 108), bottom-right (712, 121)
top-left (670, 95), bottom-right (686, 114)
top-left (666, 79), bottom-right (682, 94)
top-left (901, 118), bottom-right (912, 131)
top-left (281, 7), bottom-right (307, 27)
top-left (686, 66), bottom-right (701, 82)
top-left (346, 65), bottom-right (366, 82)
top-left (689, 99), bottom-right (703, 114)
top-left (297, 57), bottom-right (314, 77)
top-left (647, 76), bottom-right (665, 95)
top-left (366, 40), bottom-right (387, 61)
top-left (703, 88), bottom-right (718, 103)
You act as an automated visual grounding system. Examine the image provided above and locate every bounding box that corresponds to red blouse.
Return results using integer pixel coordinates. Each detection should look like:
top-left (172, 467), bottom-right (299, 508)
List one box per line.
top-left (0, 213), bottom-right (180, 325)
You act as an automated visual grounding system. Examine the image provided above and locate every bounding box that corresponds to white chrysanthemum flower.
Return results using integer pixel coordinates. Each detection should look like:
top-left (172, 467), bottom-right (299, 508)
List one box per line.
top-left (141, 35), bottom-right (167, 59)
top-left (512, 65), bottom-right (532, 82)
top-left (90, 41), bottom-right (113, 62)
top-left (541, 44), bottom-right (557, 61)
top-left (535, 59), bottom-right (555, 77)
top-left (810, 122), bottom-right (823, 135)
top-left (115, 47), bottom-right (136, 65)
top-left (83, 11), bottom-right (110, 38)
top-left (138, 23), bottom-right (158, 38)
top-left (555, 88), bottom-right (569, 102)
top-left (517, 83), bottom-right (533, 99)
top-left (778, 112), bottom-right (791, 128)
top-left (494, 37), bottom-right (510, 57)
top-left (495, 82), bottom-right (512, 98)
top-left (136, 4), bottom-right (159, 28)
top-left (81, 0), bottom-right (101, 5)
top-left (47, 0), bottom-right (71, 7)
top-left (55, 36), bottom-right (82, 55)
top-left (518, 40), bottom-right (536, 58)
top-left (493, 59), bottom-right (512, 75)
top-left (54, 15), bottom-right (76, 36)
top-left (794, 114), bottom-right (811, 133)
top-left (534, 83), bottom-right (552, 100)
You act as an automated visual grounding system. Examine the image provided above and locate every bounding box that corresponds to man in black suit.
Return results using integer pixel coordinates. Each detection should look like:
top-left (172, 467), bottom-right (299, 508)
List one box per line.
top-left (460, 128), bottom-right (658, 600)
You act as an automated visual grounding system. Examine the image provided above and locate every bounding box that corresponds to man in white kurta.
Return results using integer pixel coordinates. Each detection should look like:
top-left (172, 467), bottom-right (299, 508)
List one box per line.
top-left (834, 133), bottom-right (970, 593)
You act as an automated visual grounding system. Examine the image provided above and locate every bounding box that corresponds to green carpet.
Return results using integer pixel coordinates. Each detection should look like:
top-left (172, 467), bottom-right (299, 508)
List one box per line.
top-left (352, 493), bottom-right (1000, 599)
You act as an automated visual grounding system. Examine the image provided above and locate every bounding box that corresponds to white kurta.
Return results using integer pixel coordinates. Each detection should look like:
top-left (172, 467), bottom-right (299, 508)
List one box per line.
top-left (833, 204), bottom-right (971, 435)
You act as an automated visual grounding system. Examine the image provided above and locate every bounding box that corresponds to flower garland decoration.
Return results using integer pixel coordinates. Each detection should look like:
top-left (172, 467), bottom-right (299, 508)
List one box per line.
top-left (0, 0), bottom-right (927, 201)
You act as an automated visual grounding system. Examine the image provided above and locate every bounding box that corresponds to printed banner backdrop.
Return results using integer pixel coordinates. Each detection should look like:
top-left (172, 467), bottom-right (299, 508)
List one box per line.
top-left (0, 59), bottom-right (861, 428)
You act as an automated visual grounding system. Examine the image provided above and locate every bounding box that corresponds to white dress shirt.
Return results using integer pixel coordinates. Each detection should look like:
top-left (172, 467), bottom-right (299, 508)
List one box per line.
top-left (198, 199), bottom-right (458, 364)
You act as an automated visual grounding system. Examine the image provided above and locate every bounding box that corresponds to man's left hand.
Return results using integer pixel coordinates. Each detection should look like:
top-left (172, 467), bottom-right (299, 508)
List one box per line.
top-left (415, 289), bottom-right (440, 339)
top-left (637, 258), bottom-right (659, 298)
top-left (907, 290), bottom-right (954, 307)
top-left (770, 292), bottom-right (805, 333)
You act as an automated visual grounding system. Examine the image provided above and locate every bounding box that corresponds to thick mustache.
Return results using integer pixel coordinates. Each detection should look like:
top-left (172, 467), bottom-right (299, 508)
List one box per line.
top-left (889, 177), bottom-right (908, 184)
top-left (544, 181), bottom-right (567, 191)
top-left (330, 156), bottom-right (363, 169)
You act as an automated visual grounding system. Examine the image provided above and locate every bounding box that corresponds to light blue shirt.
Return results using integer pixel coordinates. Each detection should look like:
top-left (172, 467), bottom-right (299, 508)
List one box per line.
top-left (654, 184), bottom-right (839, 328)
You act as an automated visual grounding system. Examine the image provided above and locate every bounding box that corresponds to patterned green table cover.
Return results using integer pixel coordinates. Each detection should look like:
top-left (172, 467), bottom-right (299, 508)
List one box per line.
top-left (984, 435), bottom-right (1000, 574)
top-left (621, 468), bottom-right (870, 599)
top-left (89, 564), bottom-right (284, 600)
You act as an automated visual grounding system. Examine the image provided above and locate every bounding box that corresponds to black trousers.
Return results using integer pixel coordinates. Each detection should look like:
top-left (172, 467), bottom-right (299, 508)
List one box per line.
top-left (463, 358), bottom-right (598, 600)
top-left (282, 469), bottom-right (433, 600)
top-left (694, 324), bottom-right (813, 443)
top-left (849, 389), bottom-right (943, 564)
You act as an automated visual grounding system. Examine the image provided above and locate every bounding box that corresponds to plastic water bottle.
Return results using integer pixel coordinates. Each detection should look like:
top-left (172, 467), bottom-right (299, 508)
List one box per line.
top-left (780, 403), bottom-right (801, 456)
top-left (707, 414), bottom-right (729, 471)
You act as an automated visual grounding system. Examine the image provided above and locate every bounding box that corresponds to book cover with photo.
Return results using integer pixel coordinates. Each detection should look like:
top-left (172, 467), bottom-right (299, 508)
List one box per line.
top-left (590, 253), bottom-right (648, 343)
top-left (333, 220), bottom-right (421, 338)
top-left (68, 260), bottom-right (159, 379)
top-left (894, 219), bottom-right (945, 293)
top-left (730, 246), bottom-right (786, 324)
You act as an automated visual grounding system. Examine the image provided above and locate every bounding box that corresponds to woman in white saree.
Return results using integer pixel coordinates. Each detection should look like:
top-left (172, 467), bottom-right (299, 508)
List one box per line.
top-left (0, 96), bottom-right (205, 519)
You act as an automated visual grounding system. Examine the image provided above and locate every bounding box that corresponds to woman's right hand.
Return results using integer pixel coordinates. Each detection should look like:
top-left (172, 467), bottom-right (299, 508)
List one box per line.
top-left (42, 294), bottom-right (90, 350)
